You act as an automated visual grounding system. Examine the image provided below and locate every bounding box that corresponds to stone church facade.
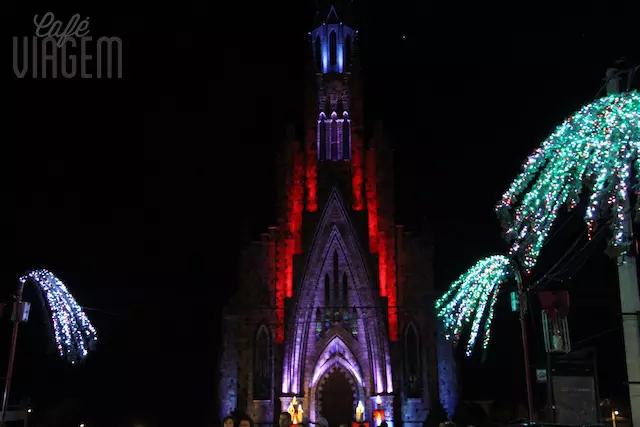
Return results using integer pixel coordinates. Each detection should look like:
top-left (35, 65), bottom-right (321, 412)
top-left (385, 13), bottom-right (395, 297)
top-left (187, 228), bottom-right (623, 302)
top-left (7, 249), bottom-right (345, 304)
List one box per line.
top-left (218, 4), bottom-right (457, 427)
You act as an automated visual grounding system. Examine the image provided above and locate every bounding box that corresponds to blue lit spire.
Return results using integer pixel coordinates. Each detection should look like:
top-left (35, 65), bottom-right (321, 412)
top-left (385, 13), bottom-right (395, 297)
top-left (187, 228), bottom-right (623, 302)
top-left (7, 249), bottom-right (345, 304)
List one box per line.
top-left (310, 4), bottom-right (357, 74)
top-left (310, 2), bottom-right (358, 162)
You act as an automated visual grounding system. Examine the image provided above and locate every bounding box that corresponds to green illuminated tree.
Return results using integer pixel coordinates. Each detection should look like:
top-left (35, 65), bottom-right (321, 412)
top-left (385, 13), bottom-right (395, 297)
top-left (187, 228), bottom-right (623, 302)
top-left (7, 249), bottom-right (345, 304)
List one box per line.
top-left (436, 90), bottom-right (640, 355)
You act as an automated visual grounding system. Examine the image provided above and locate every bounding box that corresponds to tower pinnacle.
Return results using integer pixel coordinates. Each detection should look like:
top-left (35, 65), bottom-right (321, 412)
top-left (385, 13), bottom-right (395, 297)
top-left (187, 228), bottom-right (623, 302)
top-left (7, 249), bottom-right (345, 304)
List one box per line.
top-left (308, 1), bottom-right (360, 164)
top-left (310, 3), bottom-right (357, 74)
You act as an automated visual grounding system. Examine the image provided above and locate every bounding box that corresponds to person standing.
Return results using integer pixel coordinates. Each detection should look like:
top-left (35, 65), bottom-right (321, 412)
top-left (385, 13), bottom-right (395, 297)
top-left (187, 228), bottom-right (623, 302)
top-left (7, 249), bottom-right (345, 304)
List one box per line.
top-left (280, 412), bottom-right (293, 427)
top-left (223, 415), bottom-right (237, 427)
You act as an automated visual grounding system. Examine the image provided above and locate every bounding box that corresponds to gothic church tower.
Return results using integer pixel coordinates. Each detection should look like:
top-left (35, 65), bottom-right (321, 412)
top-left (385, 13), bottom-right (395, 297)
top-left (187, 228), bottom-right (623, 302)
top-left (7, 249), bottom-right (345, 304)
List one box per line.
top-left (218, 4), bottom-right (457, 426)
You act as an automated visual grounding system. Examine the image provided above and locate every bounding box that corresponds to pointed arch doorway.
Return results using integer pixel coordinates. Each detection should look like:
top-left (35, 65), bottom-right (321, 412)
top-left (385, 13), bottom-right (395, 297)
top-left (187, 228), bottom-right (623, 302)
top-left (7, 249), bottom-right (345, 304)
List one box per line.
top-left (317, 368), bottom-right (356, 427)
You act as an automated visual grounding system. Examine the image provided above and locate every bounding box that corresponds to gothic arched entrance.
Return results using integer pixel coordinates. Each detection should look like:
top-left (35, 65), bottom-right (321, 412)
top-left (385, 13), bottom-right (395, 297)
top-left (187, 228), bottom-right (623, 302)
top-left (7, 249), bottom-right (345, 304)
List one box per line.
top-left (307, 335), bottom-right (367, 425)
top-left (317, 368), bottom-right (356, 427)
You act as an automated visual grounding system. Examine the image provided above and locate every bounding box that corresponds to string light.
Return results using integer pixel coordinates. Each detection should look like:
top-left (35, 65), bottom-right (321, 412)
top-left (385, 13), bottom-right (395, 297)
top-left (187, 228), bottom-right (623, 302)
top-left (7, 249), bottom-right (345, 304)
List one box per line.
top-left (20, 269), bottom-right (98, 364)
top-left (496, 90), bottom-right (640, 273)
top-left (435, 255), bottom-right (515, 356)
top-left (436, 90), bottom-right (639, 358)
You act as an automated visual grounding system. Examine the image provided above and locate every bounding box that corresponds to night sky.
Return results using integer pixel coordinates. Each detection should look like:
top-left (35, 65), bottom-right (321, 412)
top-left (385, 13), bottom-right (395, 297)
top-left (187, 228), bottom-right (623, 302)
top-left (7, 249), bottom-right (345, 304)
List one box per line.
top-left (9, 0), bottom-right (640, 426)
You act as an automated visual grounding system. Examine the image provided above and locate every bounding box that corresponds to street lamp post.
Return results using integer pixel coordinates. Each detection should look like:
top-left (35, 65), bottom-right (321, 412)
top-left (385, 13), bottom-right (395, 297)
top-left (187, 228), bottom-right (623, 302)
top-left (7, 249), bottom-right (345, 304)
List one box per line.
top-left (606, 69), bottom-right (640, 427)
top-left (0, 280), bottom-right (26, 427)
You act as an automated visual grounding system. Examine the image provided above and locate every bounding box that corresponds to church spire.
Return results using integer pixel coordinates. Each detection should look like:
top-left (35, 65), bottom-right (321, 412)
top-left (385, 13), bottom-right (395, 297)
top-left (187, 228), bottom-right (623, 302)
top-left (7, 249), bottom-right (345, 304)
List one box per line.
top-left (310, 2), bottom-right (357, 74)
top-left (313, 0), bottom-right (355, 27)
top-left (326, 5), bottom-right (340, 24)
top-left (308, 2), bottom-right (358, 164)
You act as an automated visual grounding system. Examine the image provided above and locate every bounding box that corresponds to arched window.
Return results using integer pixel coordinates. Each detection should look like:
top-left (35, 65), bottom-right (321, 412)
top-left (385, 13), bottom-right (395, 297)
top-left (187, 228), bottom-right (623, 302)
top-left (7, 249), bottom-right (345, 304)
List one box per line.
top-left (344, 35), bottom-right (352, 67)
top-left (330, 31), bottom-right (337, 66)
top-left (315, 36), bottom-right (322, 69)
top-left (333, 250), bottom-right (340, 306)
top-left (342, 112), bottom-right (351, 160)
top-left (318, 113), bottom-right (327, 160)
top-left (330, 113), bottom-right (338, 160)
top-left (404, 323), bottom-right (423, 397)
top-left (253, 326), bottom-right (272, 400)
top-left (324, 273), bottom-right (331, 308)
top-left (342, 272), bottom-right (348, 309)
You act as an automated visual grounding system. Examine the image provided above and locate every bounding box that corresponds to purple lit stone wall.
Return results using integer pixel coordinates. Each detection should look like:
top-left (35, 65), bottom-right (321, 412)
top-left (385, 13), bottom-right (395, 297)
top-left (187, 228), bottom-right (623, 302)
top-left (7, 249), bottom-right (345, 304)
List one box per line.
top-left (251, 400), bottom-right (274, 427)
top-left (282, 190), bottom-right (393, 403)
top-left (436, 321), bottom-right (458, 418)
top-left (218, 189), bottom-right (459, 424)
top-left (401, 398), bottom-right (428, 427)
top-left (279, 396), bottom-right (294, 414)
top-left (219, 316), bottom-right (239, 419)
top-left (219, 196), bottom-right (459, 424)
top-left (378, 395), bottom-right (396, 427)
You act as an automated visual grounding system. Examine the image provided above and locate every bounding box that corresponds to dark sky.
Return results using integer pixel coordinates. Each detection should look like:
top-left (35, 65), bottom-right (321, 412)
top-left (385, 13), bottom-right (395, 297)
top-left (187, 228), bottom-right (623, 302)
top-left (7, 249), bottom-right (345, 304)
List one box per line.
top-left (8, 0), bottom-right (640, 425)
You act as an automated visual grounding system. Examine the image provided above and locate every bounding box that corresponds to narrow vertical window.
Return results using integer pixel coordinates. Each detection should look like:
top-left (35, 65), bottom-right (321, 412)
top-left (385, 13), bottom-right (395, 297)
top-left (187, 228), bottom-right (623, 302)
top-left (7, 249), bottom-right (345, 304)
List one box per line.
top-left (318, 113), bottom-right (327, 160)
top-left (330, 31), bottom-right (337, 66)
top-left (333, 251), bottom-right (339, 306)
top-left (253, 326), bottom-right (272, 400)
top-left (330, 113), bottom-right (338, 160)
top-left (404, 323), bottom-right (423, 397)
top-left (342, 112), bottom-right (351, 160)
top-left (342, 273), bottom-right (348, 309)
top-left (324, 273), bottom-right (331, 324)
top-left (324, 273), bottom-right (331, 308)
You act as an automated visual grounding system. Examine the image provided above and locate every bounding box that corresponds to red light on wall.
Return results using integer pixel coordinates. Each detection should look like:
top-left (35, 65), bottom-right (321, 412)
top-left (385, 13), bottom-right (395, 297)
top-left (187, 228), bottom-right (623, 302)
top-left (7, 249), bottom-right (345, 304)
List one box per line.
top-left (292, 148), bottom-right (305, 254)
top-left (305, 129), bottom-right (318, 212)
top-left (272, 135), bottom-right (308, 342)
top-left (379, 228), bottom-right (398, 341)
top-left (365, 148), bottom-right (378, 253)
top-left (386, 230), bottom-right (398, 341)
top-left (274, 228), bottom-right (286, 343)
top-left (285, 236), bottom-right (294, 298)
top-left (351, 132), bottom-right (365, 211)
top-left (274, 234), bottom-right (294, 340)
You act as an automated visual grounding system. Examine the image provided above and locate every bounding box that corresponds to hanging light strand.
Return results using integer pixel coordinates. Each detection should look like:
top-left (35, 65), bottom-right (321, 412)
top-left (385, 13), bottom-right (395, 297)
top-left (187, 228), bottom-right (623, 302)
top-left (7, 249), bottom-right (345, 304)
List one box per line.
top-left (20, 269), bottom-right (98, 364)
top-left (435, 255), bottom-right (515, 355)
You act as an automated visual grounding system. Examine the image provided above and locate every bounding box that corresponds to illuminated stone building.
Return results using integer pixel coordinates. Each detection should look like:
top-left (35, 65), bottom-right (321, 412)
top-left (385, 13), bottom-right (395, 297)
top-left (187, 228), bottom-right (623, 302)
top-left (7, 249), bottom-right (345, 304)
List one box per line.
top-left (218, 4), bottom-right (457, 427)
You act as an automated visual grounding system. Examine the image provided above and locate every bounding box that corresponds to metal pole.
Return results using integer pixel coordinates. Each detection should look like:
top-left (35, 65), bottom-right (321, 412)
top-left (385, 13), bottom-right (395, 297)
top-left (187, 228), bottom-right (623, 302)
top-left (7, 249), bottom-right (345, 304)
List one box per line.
top-left (515, 266), bottom-right (536, 422)
top-left (606, 71), bottom-right (640, 427)
top-left (616, 206), bottom-right (640, 427)
top-left (0, 280), bottom-right (25, 427)
top-left (593, 349), bottom-right (602, 424)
